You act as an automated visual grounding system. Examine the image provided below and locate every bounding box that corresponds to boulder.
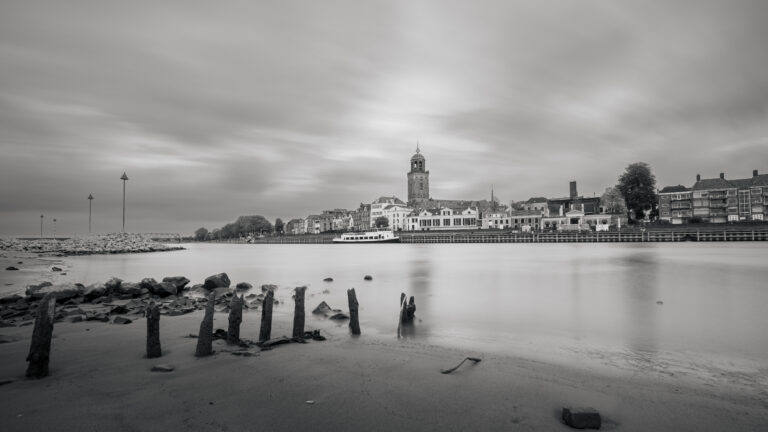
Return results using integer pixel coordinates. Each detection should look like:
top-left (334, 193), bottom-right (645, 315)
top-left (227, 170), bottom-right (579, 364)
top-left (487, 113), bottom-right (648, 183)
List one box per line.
top-left (139, 278), bottom-right (159, 290)
top-left (152, 282), bottom-right (178, 297)
top-left (329, 312), bottom-right (349, 320)
top-left (312, 301), bottom-right (332, 315)
top-left (203, 273), bottom-right (230, 289)
top-left (235, 282), bottom-right (252, 291)
top-left (0, 294), bottom-right (23, 304)
top-left (27, 283), bottom-right (83, 302)
top-left (83, 283), bottom-right (107, 301)
top-left (162, 276), bottom-right (190, 291)
top-left (363, 275), bottom-right (373, 281)
top-left (5, 266), bottom-right (19, 271)
top-left (105, 277), bottom-right (122, 293)
top-left (85, 312), bottom-right (110, 322)
top-left (562, 407), bottom-right (602, 430)
top-left (25, 282), bottom-right (52, 297)
top-left (116, 282), bottom-right (142, 297)
top-left (112, 316), bottom-right (132, 325)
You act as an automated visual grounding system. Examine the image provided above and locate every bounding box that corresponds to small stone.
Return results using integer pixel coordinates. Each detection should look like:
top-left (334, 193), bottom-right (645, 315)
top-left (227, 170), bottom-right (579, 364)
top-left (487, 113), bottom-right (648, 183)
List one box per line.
top-left (363, 275), bottom-right (373, 281)
top-left (656, 301), bottom-right (664, 305)
top-left (112, 316), bottom-right (132, 325)
top-left (151, 364), bottom-right (175, 372)
top-left (562, 407), bottom-right (602, 430)
top-left (5, 266), bottom-right (19, 271)
top-left (329, 313), bottom-right (349, 320)
top-left (312, 301), bottom-right (332, 315)
top-left (51, 266), bottom-right (62, 272)
top-left (306, 400), bottom-right (315, 405)
top-left (235, 282), bottom-right (252, 291)
top-left (323, 277), bottom-right (333, 282)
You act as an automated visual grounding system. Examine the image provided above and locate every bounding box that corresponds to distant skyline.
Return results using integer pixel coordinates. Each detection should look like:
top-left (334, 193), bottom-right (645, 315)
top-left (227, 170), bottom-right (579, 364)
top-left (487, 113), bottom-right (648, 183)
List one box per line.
top-left (1, 0), bottom-right (767, 236)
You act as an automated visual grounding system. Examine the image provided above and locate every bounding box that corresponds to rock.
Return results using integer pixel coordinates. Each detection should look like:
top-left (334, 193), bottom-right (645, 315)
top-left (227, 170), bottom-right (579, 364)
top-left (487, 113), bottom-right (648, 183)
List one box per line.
top-left (258, 336), bottom-right (291, 348)
top-left (51, 266), bottom-right (62, 272)
top-left (329, 313), bottom-right (349, 320)
top-left (363, 275), bottom-right (373, 281)
top-left (105, 277), bottom-right (122, 293)
top-left (0, 294), bottom-right (23, 304)
top-left (27, 283), bottom-right (83, 302)
top-left (151, 364), bottom-right (175, 372)
top-left (116, 282), bottom-right (142, 297)
top-left (235, 282), bottom-right (252, 291)
top-left (562, 407), bottom-right (602, 430)
top-left (212, 287), bottom-right (232, 298)
top-left (322, 289), bottom-right (330, 294)
top-left (162, 276), bottom-right (190, 291)
top-left (85, 312), bottom-right (110, 322)
top-left (5, 266), bottom-right (19, 271)
top-left (203, 273), bottom-right (230, 290)
top-left (69, 315), bottom-right (85, 323)
top-left (139, 278), bottom-right (158, 290)
top-left (152, 282), bottom-right (178, 298)
top-left (303, 330), bottom-right (326, 341)
top-left (312, 301), bottom-right (332, 315)
top-left (112, 316), bottom-right (132, 325)
top-left (24, 281), bottom-right (53, 297)
top-left (83, 284), bottom-right (107, 301)
top-left (323, 277), bottom-right (333, 282)
top-left (261, 284), bottom-right (277, 293)
top-left (110, 305), bottom-right (129, 314)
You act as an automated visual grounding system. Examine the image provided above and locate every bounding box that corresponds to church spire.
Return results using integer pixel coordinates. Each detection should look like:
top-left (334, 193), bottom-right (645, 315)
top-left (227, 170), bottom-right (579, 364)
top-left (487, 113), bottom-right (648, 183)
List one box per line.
top-left (416, 140), bottom-right (420, 154)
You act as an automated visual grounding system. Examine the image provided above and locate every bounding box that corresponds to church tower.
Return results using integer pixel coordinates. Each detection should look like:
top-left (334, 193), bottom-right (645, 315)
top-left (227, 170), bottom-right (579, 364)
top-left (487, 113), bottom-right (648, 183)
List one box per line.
top-left (407, 144), bottom-right (430, 208)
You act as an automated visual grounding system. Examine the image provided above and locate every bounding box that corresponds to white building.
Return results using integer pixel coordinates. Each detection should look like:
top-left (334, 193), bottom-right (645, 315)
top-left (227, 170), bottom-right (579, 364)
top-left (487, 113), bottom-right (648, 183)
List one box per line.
top-left (541, 209), bottom-right (620, 232)
top-left (406, 207), bottom-right (479, 231)
top-left (381, 204), bottom-right (412, 231)
top-left (370, 196), bottom-right (407, 227)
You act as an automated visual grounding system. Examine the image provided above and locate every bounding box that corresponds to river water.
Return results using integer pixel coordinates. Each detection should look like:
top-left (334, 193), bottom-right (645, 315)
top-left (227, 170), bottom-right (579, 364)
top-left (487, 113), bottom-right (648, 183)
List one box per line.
top-left (16, 242), bottom-right (768, 382)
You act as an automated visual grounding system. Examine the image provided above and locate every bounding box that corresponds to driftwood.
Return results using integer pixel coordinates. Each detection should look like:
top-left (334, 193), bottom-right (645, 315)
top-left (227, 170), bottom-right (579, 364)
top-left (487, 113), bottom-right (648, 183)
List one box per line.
top-left (292, 286), bottom-right (306, 339)
top-left (440, 357), bottom-right (482, 374)
top-left (195, 293), bottom-right (216, 357)
top-left (347, 288), bottom-right (360, 335)
top-left (227, 294), bottom-right (244, 344)
top-left (26, 293), bottom-right (56, 378)
top-left (146, 301), bottom-right (161, 358)
top-left (259, 288), bottom-right (274, 342)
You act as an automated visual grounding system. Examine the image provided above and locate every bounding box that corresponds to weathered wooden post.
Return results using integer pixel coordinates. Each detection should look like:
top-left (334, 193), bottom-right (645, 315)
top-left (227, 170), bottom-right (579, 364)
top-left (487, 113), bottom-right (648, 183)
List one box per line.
top-left (227, 294), bottom-right (244, 345)
top-left (348, 288), bottom-right (360, 335)
top-left (259, 288), bottom-right (274, 342)
top-left (292, 286), bottom-right (307, 339)
top-left (26, 293), bottom-right (56, 378)
top-left (195, 293), bottom-right (216, 357)
top-left (146, 301), bottom-right (161, 358)
top-left (405, 296), bottom-right (416, 321)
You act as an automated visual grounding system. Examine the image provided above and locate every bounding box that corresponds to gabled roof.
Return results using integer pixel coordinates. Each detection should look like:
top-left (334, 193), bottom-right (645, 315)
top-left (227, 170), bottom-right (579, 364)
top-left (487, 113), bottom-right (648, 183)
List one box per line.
top-left (373, 196), bottom-right (405, 205)
top-left (691, 178), bottom-right (733, 191)
top-left (525, 197), bottom-right (548, 203)
top-left (659, 185), bottom-right (689, 193)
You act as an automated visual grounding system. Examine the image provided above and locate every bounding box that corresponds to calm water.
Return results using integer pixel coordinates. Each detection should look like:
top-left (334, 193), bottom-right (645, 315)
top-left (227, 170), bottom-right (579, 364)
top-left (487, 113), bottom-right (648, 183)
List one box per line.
top-left (37, 243), bottom-right (768, 377)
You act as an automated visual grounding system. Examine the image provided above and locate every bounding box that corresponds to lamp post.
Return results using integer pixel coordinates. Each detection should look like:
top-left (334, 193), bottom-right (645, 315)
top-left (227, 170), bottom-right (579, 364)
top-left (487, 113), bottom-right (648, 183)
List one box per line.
top-left (40, 214), bottom-right (43, 238)
top-left (120, 172), bottom-right (129, 233)
top-left (88, 194), bottom-right (94, 234)
top-left (53, 218), bottom-right (57, 240)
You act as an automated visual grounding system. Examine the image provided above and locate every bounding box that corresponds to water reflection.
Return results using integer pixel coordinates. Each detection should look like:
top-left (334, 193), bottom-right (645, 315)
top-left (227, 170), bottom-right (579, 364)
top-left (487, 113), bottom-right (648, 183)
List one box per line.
top-left (621, 249), bottom-right (660, 357)
top-left (398, 257), bottom-right (431, 339)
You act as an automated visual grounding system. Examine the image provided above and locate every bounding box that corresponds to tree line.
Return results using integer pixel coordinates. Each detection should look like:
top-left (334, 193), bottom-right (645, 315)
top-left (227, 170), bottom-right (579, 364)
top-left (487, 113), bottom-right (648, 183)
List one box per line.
top-left (194, 215), bottom-right (284, 241)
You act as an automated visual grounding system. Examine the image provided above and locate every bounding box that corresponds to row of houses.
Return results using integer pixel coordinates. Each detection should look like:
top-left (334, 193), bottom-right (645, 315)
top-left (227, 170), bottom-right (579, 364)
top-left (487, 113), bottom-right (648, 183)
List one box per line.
top-left (659, 170), bottom-right (768, 224)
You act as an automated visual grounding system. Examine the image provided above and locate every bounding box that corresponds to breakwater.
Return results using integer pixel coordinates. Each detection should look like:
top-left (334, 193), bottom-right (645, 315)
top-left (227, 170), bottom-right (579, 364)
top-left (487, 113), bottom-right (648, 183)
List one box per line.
top-left (218, 228), bottom-right (768, 244)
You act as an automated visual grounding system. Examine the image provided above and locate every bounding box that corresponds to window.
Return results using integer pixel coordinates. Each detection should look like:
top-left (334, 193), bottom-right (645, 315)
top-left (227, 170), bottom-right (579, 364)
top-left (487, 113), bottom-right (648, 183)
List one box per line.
top-left (444, 219), bottom-right (451, 226)
top-left (454, 218), bottom-right (461, 225)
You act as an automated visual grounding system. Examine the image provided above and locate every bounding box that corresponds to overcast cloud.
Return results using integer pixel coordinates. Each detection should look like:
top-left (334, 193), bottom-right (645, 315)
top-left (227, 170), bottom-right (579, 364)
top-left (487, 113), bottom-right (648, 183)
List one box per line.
top-left (1, 0), bottom-right (767, 236)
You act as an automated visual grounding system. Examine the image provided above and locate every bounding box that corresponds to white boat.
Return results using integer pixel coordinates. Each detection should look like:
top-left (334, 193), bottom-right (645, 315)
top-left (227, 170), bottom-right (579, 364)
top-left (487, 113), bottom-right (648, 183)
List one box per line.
top-left (332, 230), bottom-right (401, 243)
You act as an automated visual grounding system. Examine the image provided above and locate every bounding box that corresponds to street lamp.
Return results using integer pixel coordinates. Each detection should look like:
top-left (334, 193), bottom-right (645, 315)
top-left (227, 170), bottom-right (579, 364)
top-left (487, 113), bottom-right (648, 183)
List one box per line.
top-left (53, 218), bottom-right (57, 240)
top-left (88, 194), bottom-right (94, 234)
top-left (120, 172), bottom-right (129, 233)
top-left (40, 214), bottom-right (44, 238)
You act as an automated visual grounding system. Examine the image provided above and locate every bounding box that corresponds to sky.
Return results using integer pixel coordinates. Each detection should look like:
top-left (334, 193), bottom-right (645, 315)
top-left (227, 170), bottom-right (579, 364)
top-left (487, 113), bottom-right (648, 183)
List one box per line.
top-left (1, 0), bottom-right (767, 236)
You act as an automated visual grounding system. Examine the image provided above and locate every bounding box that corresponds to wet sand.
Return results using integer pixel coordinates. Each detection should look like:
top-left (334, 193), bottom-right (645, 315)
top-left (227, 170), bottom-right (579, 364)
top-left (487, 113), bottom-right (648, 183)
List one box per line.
top-left (1, 308), bottom-right (767, 432)
top-left (0, 252), bottom-right (66, 296)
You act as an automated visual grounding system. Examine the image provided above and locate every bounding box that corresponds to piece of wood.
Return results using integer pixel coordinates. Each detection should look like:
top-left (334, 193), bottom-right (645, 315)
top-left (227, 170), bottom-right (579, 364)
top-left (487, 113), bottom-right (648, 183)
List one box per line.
top-left (26, 293), bottom-right (56, 378)
top-left (195, 293), bottom-right (216, 357)
top-left (440, 357), bottom-right (482, 374)
top-left (146, 301), bottom-right (161, 358)
top-left (292, 286), bottom-right (306, 339)
top-left (227, 294), bottom-right (244, 344)
top-left (259, 288), bottom-right (274, 342)
top-left (347, 288), bottom-right (360, 335)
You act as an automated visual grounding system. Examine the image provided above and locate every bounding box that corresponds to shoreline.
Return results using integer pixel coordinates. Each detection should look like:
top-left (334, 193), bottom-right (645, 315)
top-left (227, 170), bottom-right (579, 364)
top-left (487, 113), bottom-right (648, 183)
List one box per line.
top-left (1, 309), bottom-right (767, 431)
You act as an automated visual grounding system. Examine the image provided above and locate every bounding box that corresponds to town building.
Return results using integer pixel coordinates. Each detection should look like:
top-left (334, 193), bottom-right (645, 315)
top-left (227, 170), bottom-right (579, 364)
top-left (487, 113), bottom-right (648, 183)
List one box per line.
top-left (370, 196), bottom-right (406, 227)
top-left (351, 203), bottom-right (371, 232)
top-left (508, 211), bottom-right (543, 232)
top-left (285, 218), bottom-right (305, 235)
top-left (407, 145), bottom-right (430, 208)
top-left (381, 203), bottom-right (413, 231)
top-left (679, 170), bottom-right (768, 223)
top-left (406, 207), bottom-right (479, 231)
top-left (658, 185), bottom-right (692, 224)
top-left (546, 181), bottom-right (601, 216)
top-left (541, 210), bottom-right (621, 232)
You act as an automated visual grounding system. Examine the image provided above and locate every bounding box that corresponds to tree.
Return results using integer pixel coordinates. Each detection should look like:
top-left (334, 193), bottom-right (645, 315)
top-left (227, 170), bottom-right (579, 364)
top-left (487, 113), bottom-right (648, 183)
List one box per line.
top-left (194, 227), bottom-right (209, 241)
top-left (600, 187), bottom-right (627, 215)
top-left (374, 216), bottom-right (389, 228)
top-left (617, 162), bottom-right (657, 221)
top-left (274, 218), bottom-right (284, 235)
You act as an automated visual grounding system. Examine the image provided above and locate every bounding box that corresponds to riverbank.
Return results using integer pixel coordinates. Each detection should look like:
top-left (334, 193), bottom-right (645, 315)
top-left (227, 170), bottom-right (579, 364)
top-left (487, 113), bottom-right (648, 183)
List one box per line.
top-left (0, 233), bottom-right (184, 256)
top-left (1, 307), bottom-right (767, 431)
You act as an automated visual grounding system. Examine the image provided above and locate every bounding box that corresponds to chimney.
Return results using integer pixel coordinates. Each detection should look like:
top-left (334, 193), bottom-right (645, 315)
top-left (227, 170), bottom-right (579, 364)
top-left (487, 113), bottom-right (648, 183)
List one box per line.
top-left (569, 181), bottom-right (578, 199)
top-left (754, 169), bottom-right (759, 177)
top-left (696, 174), bottom-right (701, 182)
top-left (719, 173), bottom-right (725, 179)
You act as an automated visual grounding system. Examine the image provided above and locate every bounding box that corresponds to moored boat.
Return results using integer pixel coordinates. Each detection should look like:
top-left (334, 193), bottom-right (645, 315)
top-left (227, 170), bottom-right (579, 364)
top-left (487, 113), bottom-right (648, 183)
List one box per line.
top-left (332, 230), bottom-right (400, 243)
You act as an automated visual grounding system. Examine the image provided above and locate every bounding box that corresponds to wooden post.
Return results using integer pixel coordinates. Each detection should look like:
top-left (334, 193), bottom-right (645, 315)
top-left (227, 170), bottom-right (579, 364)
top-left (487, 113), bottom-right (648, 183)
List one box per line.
top-left (405, 296), bottom-right (416, 321)
top-left (348, 288), bottom-right (360, 335)
top-left (195, 293), bottom-right (216, 357)
top-left (292, 286), bottom-right (307, 339)
top-left (259, 288), bottom-right (274, 342)
top-left (26, 293), bottom-right (56, 378)
top-left (146, 301), bottom-right (161, 358)
top-left (227, 294), bottom-right (244, 344)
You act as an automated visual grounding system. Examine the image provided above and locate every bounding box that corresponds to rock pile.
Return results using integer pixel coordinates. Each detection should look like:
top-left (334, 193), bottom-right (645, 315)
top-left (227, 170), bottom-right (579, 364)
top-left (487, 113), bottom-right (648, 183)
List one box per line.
top-left (0, 233), bottom-right (184, 257)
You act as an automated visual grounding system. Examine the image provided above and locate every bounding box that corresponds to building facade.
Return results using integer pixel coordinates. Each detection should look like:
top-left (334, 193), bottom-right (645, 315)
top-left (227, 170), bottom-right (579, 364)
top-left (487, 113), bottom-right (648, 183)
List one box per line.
top-left (546, 181), bottom-right (601, 216)
top-left (406, 207), bottom-right (479, 231)
top-left (658, 185), bottom-right (692, 224)
top-left (407, 145), bottom-right (430, 208)
top-left (370, 196), bottom-right (406, 227)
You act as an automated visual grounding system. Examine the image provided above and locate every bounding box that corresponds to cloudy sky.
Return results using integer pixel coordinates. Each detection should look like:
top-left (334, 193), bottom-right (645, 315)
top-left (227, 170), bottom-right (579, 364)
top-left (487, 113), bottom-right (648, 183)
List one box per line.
top-left (1, 0), bottom-right (767, 236)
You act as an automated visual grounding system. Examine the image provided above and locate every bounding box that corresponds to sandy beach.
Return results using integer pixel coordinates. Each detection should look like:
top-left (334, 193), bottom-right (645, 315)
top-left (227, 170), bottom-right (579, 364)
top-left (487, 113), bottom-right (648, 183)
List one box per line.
top-left (1, 303), bottom-right (767, 432)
